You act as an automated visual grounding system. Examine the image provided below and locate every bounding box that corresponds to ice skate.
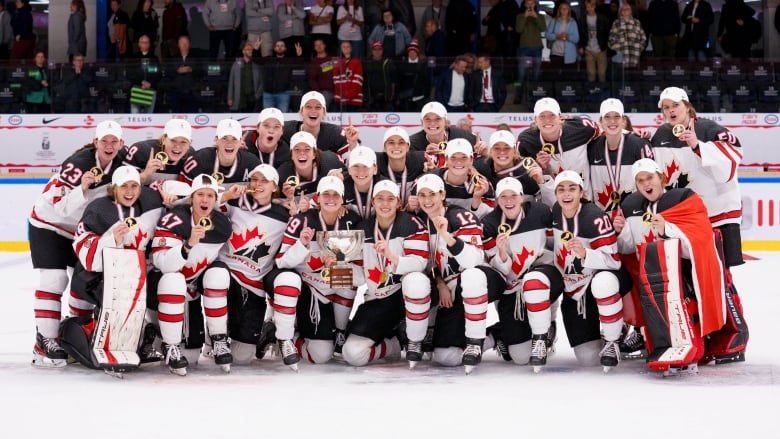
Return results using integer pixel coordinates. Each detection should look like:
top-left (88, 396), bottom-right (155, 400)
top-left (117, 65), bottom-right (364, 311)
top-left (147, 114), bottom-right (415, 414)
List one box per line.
top-left (138, 323), bottom-right (163, 364)
top-left (619, 325), bottom-right (646, 359)
top-left (600, 340), bottom-right (620, 373)
top-left (31, 332), bottom-right (68, 368)
top-left (421, 327), bottom-right (434, 361)
top-left (462, 338), bottom-right (483, 375)
top-left (487, 324), bottom-right (511, 362)
top-left (714, 351), bottom-right (745, 365)
top-left (210, 334), bottom-right (232, 373)
top-left (333, 329), bottom-right (346, 355)
top-left (406, 340), bottom-right (422, 369)
top-left (662, 363), bottom-right (699, 377)
top-left (163, 342), bottom-right (188, 376)
top-left (255, 320), bottom-right (276, 360)
top-left (278, 339), bottom-right (300, 372)
top-left (529, 334), bottom-right (548, 373)
top-left (546, 320), bottom-right (558, 353)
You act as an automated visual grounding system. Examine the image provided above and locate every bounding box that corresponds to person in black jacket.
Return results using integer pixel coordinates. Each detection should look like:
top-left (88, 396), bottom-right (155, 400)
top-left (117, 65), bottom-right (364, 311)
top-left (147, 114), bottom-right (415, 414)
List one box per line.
top-left (60, 53), bottom-right (94, 113)
top-left (717, 0), bottom-right (756, 61)
top-left (131, 0), bottom-right (159, 55)
top-left (577, 0), bottom-right (611, 83)
top-left (396, 39), bottom-right (430, 112)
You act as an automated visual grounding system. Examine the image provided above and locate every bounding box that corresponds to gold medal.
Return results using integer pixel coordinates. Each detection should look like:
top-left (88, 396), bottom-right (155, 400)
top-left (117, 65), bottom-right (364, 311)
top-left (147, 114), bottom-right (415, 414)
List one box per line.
top-left (379, 271), bottom-right (387, 284)
top-left (198, 216), bottom-right (213, 231)
top-left (610, 191), bottom-right (621, 203)
top-left (124, 217), bottom-right (139, 230)
top-left (497, 223), bottom-right (511, 236)
top-left (521, 157), bottom-right (535, 170)
top-left (560, 230), bottom-right (573, 243)
top-left (285, 175), bottom-right (300, 188)
top-left (471, 173), bottom-right (482, 187)
top-left (90, 166), bottom-right (104, 183)
top-left (672, 124), bottom-right (686, 137)
top-left (321, 268), bottom-right (331, 282)
top-left (212, 171), bottom-right (225, 184)
top-left (541, 143), bottom-right (556, 155)
top-left (437, 141), bottom-right (447, 154)
top-left (642, 211), bottom-right (653, 225)
top-left (155, 151), bottom-right (169, 164)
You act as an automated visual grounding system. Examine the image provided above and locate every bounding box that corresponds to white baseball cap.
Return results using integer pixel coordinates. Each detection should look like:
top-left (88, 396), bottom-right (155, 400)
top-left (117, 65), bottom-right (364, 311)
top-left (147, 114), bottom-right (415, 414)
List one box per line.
top-left (164, 118), bottom-right (192, 141)
top-left (533, 97), bottom-right (561, 117)
top-left (249, 164), bottom-right (280, 185)
top-left (445, 138), bottom-right (473, 158)
top-left (631, 158), bottom-right (662, 180)
top-left (488, 130), bottom-right (516, 151)
top-left (382, 126), bottom-right (410, 145)
top-left (372, 179), bottom-right (400, 198)
top-left (95, 120), bottom-right (123, 140)
top-left (216, 119), bottom-right (242, 139)
top-left (348, 146), bottom-right (377, 168)
top-left (658, 87), bottom-right (689, 108)
top-left (111, 165), bottom-right (141, 186)
top-left (300, 91), bottom-right (326, 110)
top-left (495, 177), bottom-right (524, 196)
top-left (190, 173), bottom-right (223, 196)
top-left (257, 108), bottom-right (284, 125)
top-left (553, 170), bottom-right (584, 189)
top-left (600, 98), bottom-right (624, 117)
top-left (416, 173), bottom-right (445, 194)
top-left (316, 175), bottom-right (344, 196)
top-left (421, 101), bottom-right (447, 119)
top-left (290, 131), bottom-right (317, 149)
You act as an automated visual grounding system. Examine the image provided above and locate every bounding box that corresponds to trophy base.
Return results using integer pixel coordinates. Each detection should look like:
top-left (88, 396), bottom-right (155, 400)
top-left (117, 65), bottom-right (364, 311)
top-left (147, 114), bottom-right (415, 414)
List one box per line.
top-left (329, 267), bottom-right (353, 289)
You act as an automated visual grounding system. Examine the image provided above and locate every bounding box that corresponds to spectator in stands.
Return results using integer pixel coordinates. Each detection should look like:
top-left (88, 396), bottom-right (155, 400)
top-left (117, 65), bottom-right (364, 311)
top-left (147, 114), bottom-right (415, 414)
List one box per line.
top-left (10, 0), bottom-right (35, 60)
top-left (469, 53), bottom-right (505, 112)
top-left (545, 0), bottom-right (580, 70)
top-left (129, 35), bottom-right (161, 113)
top-left (165, 35), bottom-right (199, 113)
top-left (259, 39), bottom-right (302, 113)
top-left (203, 0), bottom-right (241, 59)
top-left (445, 0), bottom-right (477, 57)
top-left (307, 37), bottom-right (336, 110)
top-left (363, 40), bottom-right (397, 111)
top-left (336, 0), bottom-right (365, 58)
top-left (276, 0), bottom-right (306, 58)
top-left (423, 18), bottom-right (446, 59)
top-left (23, 50), bottom-right (51, 113)
top-left (245, 0), bottom-right (275, 57)
top-left (396, 39), bottom-right (430, 112)
top-left (333, 40), bottom-right (364, 112)
top-left (60, 53), bottom-right (93, 113)
top-left (608, 2), bottom-right (646, 68)
top-left (482, 0), bottom-right (504, 56)
top-left (647, 0), bottom-right (679, 59)
top-left (456, 116), bottom-right (473, 133)
top-left (717, 0), bottom-right (756, 61)
top-left (418, 0), bottom-right (446, 47)
top-left (435, 54), bottom-right (471, 113)
top-left (67, 1), bottom-right (87, 63)
top-left (108, 0), bottom-right (130, 60)
top-left (367, 8), bottom-right (412, 59)
top-left (227, 41), bottom-right (262, 112)
top-left (0, 3), bottom-right (10, 61)
top-left (161, 0), bottom-right (188, 59)
top-left (577, 0), bottom-right (611, 83)
top-left (681, 0), bottom-right (713, 62)
top-left (309, 0), bottom-right (334, 55)
top-left (131, 0), bottom-right (159, 56)
top-left (515, 0), bottom-right (546, 104)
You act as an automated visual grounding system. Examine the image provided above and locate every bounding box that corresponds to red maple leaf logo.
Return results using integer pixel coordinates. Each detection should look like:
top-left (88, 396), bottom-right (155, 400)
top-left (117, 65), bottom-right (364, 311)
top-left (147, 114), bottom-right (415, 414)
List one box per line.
top-left (434, 249), bottom-right (445, 272)
top-left (511, 247), bottom-right (535, 275)
top-left (597, 182), bottom-right (616, 209)
top-left (181, 258), bottom-right (209, 279)
top-left (556, 245), bottom-right (571, 269)
top-left (307, 255), bottom-right (324, 271)
top-left (664, 160), bottom-right (680, 183)
top-left (367, 266), bottom-right (383, 284)
top-left (131, 230), bottom-right (148, 249)
top-left (229, 226), bottom-right (264, 251)
top-left (643, 229), bottom-right (656, 244)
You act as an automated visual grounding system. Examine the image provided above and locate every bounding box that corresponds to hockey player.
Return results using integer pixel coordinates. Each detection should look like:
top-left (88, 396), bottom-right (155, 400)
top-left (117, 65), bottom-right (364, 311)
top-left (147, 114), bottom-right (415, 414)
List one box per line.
top-left (29, 120), bottom-right (125, 368)
top-left (341, 180), bottom-right (430, 367)
top-left (415, 173), bottom-right (505, 374)
top-left (518, 97), bottom-right (601, 207)
top-left (481, 177), bottom-right (563, 372)
top-left (615, 159), bottom-right (726, 374)
top-left (213, 164), bottom-right (293, 367)
top-left (278, 131), bottom-right (347, 211)
top-left (376, 126), bottom-right (431, 211)
top-left (409, 101), bottom-right (479, 168)
top-left (62, 166), bottom-right (166, 372)
top-left (651, 87), bottom-right (748, 364)
top-left (241, 108), bottom-right (291, 168)
top-left (428, 138), bottom-right (495, 219)
top-left (473, 129), bottom-right (543, 201)
top-left (551, 170), bottom-right (631, 371)
top-left (275, 176), bottom-right (364, 363)
top-left (281, 91), bottom-right (360, 161)
top-left (120, 118), bottom-right (196, 184)
top-left (150, 174), bottom-right (231, 375)
top-left (181, 118), bottom-right (261, 190)
top-left (342, 146), bottom-right (381, 221)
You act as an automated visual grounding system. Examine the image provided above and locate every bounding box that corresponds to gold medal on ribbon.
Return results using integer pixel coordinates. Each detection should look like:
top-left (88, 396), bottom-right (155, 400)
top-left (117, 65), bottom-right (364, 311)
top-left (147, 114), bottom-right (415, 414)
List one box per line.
top-left (560, 231), bottom-right (573, 243)
top-left (285, 175), bottom-right (300, 188)
top-left (541, 143), bottom-right (556, 155)
top-left (379, 272), bottom-right (387, 284)
top-left (198, 216), bottom-right (213, 231)
top-left (498, 223), bottom-right (511, 236)
top-left (321, 268), bottom-right (331, 282)
top-left (642, 211), bottom-right (653, 225)
top-left (155, 151), bottom-right (169, 164)
top-left (90, 166), bottom-right (104, 183)
top-left (471, 173), bottom-right (482, 187)
top-left (212, 171), bottom-right (225, 184)
top-left (521, 157), bottom-right (535, 170)
top-left (437, 141), bottom-right (447, 154)
top-left (610, 191), bottom-right (621, 203)
top-left (124, 217), bottom-right (139, 230)
top-left (672, 124), bottom-right (686, 137)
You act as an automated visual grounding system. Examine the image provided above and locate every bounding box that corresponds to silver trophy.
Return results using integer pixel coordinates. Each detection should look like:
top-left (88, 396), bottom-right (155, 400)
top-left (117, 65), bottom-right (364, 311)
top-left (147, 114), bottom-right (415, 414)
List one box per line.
top-left (316, 230), bottom-right (365, 288)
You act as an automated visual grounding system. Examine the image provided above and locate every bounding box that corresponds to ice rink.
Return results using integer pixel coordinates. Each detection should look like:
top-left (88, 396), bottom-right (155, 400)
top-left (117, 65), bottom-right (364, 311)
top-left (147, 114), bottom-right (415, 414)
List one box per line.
top-left (1, 251), bottom-right (778, 438)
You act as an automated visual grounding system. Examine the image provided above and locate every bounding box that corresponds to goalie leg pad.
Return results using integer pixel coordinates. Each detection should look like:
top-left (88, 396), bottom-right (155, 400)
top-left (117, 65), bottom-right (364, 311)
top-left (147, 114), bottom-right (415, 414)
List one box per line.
top-left (59, 316), bottom-right (100, 369)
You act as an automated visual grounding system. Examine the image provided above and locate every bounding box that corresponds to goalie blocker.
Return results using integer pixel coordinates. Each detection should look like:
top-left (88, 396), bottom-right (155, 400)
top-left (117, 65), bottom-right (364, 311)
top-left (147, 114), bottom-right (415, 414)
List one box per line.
top-left (60, 248), bottom-right (148, 373)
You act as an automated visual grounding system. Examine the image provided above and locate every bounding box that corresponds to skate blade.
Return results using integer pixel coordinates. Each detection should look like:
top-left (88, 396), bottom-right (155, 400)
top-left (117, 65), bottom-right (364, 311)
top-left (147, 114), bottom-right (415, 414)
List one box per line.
top-left (464, 364), bottom-right (476, 375)
top-left (662, 364), bottom-right (698, 377)
top-left (218, 363), bottom-right (231, 373)
top-left (287, 363), bottom-right (299, 372)
top-left (621, 350), bottom-right (647, 360)
top-left (408, 361), bottom-right (418, 370)
top-left (602, 365), bottom-right (613, 373)
top-left (168, 366), bottom-right (187, 376)
top-left (422, 352), bottom-right (432, 361)
top-left (714, 352), bottom-right (745, 365)
top-left (31, 353), bottom-right (67, 369)
top-left (532, 365), bottom-right (544, 374)
top-left (103, 369), bottom-right (124, 379)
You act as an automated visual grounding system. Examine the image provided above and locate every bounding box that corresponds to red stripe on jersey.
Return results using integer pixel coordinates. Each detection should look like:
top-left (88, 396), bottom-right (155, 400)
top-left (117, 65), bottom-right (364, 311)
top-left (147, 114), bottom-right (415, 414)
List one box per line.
top-left (154, 230), bottom-right (180, 241)
top-left (85, 236), bottom-right (99, 271)
top-left (203, 288), bottom-right (227, 298)
top-left (482, 238), bottom-right (496, 251)
top-left (710, 209), bottom-right (742, 224)
top-left (204, 306), bottom-right (228, 317)
top-left (69, 305), bottom-right (94, 317)
top-left (405, 249), bottom-right (429, 258)
top-left (35, 309), bottom-right (61, 319)
top-left (455, 227), bottom-right (482, 237)
top-left (590, 234), bottom-right (617, 250)
top-left (526, 301), bottom-right (550, 312)
top-left (711, 141), bottom-right (739, 181)
top-left (35, 290), bottom-right (62, 301)
top-left (158, 311), bottom-right (184, 323)
top-left (151, 246), bottom-right (171, 254)
top-left (30, 209), bottom-right (75, 236)
top-left (463, 294), bottom-right (488, 305)
top-left (405, 309), bottom-right (430, 321)
top-left (74, 232), bottom-right (98, 257)
top-left (158, 294), bottom-right (186, 304)
top-left (523, 279), bottom-right (549, 291)
top-left (231, 269), bottom-right (264, 290)
top-left (407, 233), bottom-right (428, 241)
top-left (403, 295), bottom-right (430, 305)
top-left (566, 285), bottom-right (585, 299)
top-left (596, 294), bottom-right (621, 307)
top-left (465, 311), bottom-right (487, 321)
top-left (274, 285), bottom-right (300, 298)
top-left (327, 294), bottom-right (354, 308)
top-left (272, 304), bottom-right (297, 315)
top-left (281, 236), bottom-right (297, 245)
